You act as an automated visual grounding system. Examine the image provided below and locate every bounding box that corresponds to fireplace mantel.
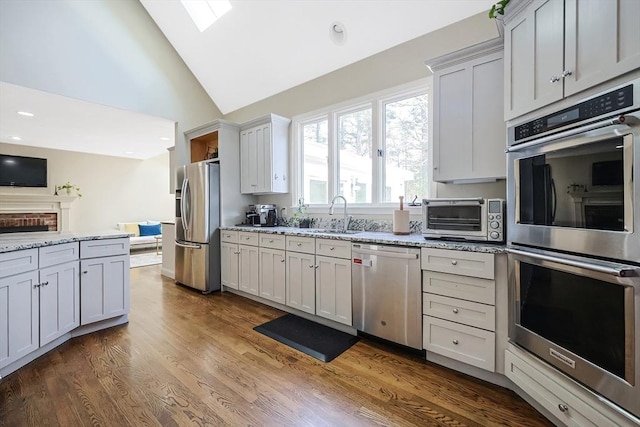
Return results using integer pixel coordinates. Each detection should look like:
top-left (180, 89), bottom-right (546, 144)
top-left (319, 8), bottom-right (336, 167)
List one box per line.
top-left (0, 193), bottom-right (77, 232)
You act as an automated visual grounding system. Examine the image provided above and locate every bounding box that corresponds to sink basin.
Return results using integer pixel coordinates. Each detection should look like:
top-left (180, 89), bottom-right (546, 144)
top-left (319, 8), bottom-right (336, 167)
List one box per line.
top-left (305, 229), bottom-right (362, 235)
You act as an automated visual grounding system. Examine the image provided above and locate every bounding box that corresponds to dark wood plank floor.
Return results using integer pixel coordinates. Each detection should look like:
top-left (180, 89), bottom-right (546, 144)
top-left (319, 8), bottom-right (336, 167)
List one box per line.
top-left (0, 265), bottom-right (553, 426)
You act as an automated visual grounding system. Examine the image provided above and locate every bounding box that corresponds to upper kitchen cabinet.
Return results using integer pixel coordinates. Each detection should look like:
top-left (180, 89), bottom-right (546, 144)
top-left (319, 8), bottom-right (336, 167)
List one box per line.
top-left (240, 114), bottom-right (291, 194)
top-left (190, 131), bottom-right (218, 163)
top-left (504, 0), bottom-right (640, 120)
top-left (427, 38), bottom-right (506, 183)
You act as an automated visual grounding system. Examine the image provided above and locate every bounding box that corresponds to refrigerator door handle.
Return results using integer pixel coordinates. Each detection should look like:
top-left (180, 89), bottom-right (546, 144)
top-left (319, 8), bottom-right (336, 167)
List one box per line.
top-left (181, 178), bottom-right (190, 232)
top-left (175, 241), bottom-right (201, 249)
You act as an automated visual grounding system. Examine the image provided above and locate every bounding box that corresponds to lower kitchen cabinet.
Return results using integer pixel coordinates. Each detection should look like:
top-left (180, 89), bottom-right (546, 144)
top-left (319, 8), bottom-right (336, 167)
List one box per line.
top-left (39, 260), bottom-right (80, 346)
top-left (315, 255), bottom-right (352, 326)
top-left (220, 241), bottom-right (240, 290)
top-left (258, 247), bottom-right (285, 304)
top-left (238, 244), bottom-right (259, 295)
top-left (0, 270), bottom-right (39, 369)
top-left (80, 254), bottom-right (129, 325)
top-left (285, 250), bottom-right (316, 314)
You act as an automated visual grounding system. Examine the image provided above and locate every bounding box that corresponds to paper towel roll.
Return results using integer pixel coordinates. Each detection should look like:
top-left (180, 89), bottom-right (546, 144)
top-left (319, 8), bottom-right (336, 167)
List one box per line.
top-left (393, 209), bottom-right (410, 235)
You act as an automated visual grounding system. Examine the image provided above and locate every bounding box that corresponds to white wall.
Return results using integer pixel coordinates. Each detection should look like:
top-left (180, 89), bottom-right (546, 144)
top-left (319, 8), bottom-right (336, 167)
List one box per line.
top-left (0, 143), bottom-right (173, 233)
top-left (0, 0), bottom-right (222, 165)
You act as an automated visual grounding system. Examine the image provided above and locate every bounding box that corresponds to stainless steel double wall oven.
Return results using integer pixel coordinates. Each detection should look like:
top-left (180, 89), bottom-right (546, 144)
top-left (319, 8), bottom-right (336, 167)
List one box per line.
top-left (506, 78), bottom-right (640, 418)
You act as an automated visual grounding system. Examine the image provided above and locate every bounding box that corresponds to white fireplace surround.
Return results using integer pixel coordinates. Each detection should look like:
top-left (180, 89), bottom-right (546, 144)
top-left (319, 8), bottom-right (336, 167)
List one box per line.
top-left (0, 194), bottom-right (76, 233)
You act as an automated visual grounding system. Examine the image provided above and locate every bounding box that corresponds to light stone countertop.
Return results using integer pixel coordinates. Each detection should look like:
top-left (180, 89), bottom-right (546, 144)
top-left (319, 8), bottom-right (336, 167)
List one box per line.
top-left (0, 231), bottom-right (131, 253)
top-left (221, 226), bottom-right (506, 254)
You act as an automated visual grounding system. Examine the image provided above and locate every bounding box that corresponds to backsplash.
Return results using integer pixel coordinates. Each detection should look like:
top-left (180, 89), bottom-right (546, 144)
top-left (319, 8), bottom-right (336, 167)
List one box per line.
top-left (280, 216), bottom-right (422, 234)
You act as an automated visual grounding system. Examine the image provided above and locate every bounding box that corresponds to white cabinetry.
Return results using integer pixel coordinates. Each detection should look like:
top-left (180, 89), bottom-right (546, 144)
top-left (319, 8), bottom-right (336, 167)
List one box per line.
top-left (161, 222), bottom-right (175, 279)
top-left (240, 114), bottom-right (291, 194)
top-left (258, 234), bottom-right (286, 304)
top-left (238, 232), bottom-right (259, 295)
top-left (504, 0), bottom-right (640, 120)
top-left (80, 239), bottom-right (130, 325)
top-left (285, 235), bottom-right (316, 314)
top-left (220, 230), bottom-right (240, 290)
top-left (505, 343), bottom-right (638, 427)
top-left (427, 37), bottom-right (506, 182)
top-left (421, 247), bottom-right (497, 371)
top-left (315, 239), bottom-right (352, 326)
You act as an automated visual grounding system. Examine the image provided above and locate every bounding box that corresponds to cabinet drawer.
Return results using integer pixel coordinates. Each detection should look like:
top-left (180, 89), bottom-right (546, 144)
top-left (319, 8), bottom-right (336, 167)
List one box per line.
top-left (259, 233), bottom-right (285, 250)
top-left (238, 231), bottom-right (259, 246)
top-left (0, 248), bottom-right (38, 278)
top-left (285, 236), bottom-right (315, 254)
top-left (423, 316), bottom-right (495, 371)
top-left (423, 293), bottom-right (495, 331)
top-left (421, 247), bottom-right (494, 279)
top-left (39, 242), bottom-right (79, 268)
top-left (422, 271), bottom-right (495, 305)
top-left (80, 238), bottom-right (129, 259)
top-left (504, 346), bottom-right (628, 427)
top-left (315, 238), bottom-right (351, 259)
top-left (220, 230), bottom-right (239, 243)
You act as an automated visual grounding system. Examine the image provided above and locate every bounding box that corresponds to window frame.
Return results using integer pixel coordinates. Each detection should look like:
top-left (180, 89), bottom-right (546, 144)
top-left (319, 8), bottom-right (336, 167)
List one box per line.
top-left (291, 77), bottom-right (433, 215)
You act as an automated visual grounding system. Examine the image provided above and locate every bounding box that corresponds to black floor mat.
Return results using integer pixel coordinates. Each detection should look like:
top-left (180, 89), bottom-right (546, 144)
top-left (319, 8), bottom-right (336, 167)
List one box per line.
top-left (254, 314), bottom-right (359, 362)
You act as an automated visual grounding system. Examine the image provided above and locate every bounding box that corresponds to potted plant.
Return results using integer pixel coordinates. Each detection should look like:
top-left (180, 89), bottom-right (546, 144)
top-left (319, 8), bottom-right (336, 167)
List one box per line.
top-left (56, 181), bottom-right (82, 197)
top-left (292, 198), bottom-right (311, 228)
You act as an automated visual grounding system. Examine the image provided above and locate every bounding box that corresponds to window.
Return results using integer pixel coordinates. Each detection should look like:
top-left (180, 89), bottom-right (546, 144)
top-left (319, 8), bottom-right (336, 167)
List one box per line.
top-left (294, 79), bottom-right (430, 210)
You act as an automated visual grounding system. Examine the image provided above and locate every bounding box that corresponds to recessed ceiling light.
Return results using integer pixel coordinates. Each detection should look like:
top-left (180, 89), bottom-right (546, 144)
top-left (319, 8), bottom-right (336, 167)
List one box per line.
top-left (181, 0), bottom-right (231, 32)
top-left (330, 22), bottom-right (347, 46)
top-left (10, 136), bottom-right (22, 141)
top-left (17, 111), bottom-right (34, 117)
top-left (124, 151), bottom-right (134, 154)
top-left (160, 137), bottom-right (170, 141)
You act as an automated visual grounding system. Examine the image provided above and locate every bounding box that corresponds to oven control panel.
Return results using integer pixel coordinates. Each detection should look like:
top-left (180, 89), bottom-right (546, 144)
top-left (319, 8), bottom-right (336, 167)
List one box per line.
top-left (514, 84), bottom-right (634, 142)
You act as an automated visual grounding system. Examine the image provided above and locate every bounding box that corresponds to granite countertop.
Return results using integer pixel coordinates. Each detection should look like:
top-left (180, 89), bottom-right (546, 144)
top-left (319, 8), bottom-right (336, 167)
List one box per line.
top-left (0, 231), bottom-right (131, 253)
top-left (221, 226), bottom-right (506, 254)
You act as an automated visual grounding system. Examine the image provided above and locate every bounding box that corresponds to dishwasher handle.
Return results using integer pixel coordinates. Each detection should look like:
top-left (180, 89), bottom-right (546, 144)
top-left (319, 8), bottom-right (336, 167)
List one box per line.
top-left (352, 248), bottom-right (419, 260)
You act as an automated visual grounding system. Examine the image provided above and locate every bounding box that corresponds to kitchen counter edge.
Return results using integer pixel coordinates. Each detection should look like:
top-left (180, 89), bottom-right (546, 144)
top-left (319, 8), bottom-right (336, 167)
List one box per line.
top-left (221, 226), bottom-right (506, 254)
top-left (0, 231), bottom-right (131, 253)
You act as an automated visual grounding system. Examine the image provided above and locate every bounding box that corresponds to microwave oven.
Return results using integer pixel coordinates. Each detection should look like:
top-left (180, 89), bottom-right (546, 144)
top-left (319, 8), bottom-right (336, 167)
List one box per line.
top-left (421, 198), bottom-right (505, 242)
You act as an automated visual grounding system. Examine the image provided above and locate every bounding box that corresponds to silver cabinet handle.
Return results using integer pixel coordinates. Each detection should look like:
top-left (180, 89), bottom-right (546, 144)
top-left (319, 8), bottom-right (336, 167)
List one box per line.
top-left (309, 264), bottom-right (315, 268)
top-left (451, 260), bottom-right (457, 265)
top-left (452, 339), bottom-right (459, 345)
top-left (269, 239), bottom-right (274, 243)
top-left (274, 174), bottom-right (279, 180)
top-left (550, 76), bottom-right (561, 83)
top-left (453, 308), bottom-right (459, 314)
top-left (329, 247), bottom-right (335, 251)
top-left (33, 284), bottom-right (39, 289)
top-left (558, 404), bottom-right (568, 413)
top-left (42, 281), bottom-right (49, 287)
top-left (297, 243), bottom-right (302, 247)
top-left (280, 259), bottom-right (285, 263)
top-left (83, 271), bottom-right (88, 274)
top-left (561, 70), bottom-right (572, 78)
top-left (314, 265), bottom-right (319, 269)
top-left (234, 251), bottom-right (240, 255)
top-left (245, 237), bottom-right (251, 240)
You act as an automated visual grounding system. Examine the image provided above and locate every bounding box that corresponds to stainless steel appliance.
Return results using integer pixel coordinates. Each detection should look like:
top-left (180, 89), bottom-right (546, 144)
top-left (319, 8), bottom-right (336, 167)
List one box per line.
top-left (507, 79), bottom-right (640, 263)
top-left (351, 243), bottom-right (422, 349)
top-left (506, 78), bottom-right (640, 418)
top-left (175, 162), bottom-right (220, 293)
top-left (246, 204), bottom-right (278, 227)
top-left (508, 246), bottom-right (640, 418)
top-left (421, 198), bottom-right (505, 242)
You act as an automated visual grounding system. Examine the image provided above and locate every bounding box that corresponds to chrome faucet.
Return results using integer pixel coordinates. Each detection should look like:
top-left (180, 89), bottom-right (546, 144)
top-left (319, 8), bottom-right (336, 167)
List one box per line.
top-left (329, 195), bottom-right (351, 232)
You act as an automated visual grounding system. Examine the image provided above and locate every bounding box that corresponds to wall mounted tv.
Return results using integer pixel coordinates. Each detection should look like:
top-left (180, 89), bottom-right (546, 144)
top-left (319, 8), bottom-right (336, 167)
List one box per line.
top-left (0, 154), bottom-right (48, 187)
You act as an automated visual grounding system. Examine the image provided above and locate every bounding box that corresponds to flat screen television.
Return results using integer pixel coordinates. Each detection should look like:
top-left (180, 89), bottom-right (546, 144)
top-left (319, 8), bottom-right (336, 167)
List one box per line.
top-left (0, 154), bottom-right (47, 187)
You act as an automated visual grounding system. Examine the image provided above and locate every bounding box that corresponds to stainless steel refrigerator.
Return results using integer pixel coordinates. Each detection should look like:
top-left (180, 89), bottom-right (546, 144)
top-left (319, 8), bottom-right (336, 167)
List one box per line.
top-left (175, 162), bottom-right (220, 293)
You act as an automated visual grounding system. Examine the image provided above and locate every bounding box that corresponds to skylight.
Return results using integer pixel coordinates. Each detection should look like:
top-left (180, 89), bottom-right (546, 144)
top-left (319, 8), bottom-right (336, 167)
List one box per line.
top-left (180, 0), bottom-right (232, 32)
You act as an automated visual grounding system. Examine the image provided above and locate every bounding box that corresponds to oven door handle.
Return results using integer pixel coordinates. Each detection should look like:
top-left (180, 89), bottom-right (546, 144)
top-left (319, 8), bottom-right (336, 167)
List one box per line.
top-left (506, 115), bottom-right (631, 153)
top-left (507, 248), bottom-right (639, 277)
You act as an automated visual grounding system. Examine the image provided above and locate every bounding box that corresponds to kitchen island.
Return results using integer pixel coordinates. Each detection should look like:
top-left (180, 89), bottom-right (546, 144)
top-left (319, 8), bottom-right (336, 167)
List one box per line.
top-left (0, 232), bottom-right (131, 379)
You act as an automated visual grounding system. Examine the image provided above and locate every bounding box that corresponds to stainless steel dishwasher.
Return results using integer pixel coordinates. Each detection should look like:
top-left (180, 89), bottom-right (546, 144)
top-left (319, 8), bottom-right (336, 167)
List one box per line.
top-left (352, 243), bottom-right (422, 349)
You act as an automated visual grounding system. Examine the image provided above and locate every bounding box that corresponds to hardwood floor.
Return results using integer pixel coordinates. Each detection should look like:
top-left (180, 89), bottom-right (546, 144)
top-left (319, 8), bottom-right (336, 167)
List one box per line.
top-left (0, 265), bottom-right (553, 426)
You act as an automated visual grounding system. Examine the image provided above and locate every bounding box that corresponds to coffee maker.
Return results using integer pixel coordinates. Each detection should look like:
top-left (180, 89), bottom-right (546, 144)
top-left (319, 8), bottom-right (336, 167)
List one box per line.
top-left (246, 204), bottom-right (278, 227)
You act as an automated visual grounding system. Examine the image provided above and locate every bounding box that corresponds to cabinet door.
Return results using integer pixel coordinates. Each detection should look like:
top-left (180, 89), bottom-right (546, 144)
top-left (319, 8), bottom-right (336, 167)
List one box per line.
top-left (255, 123), bottom-right (271, 194)
top-left (259, 248), bottom-right (285, 304)
top-left (434, 52), bottom-right (505, 182)
top-left (0, 271), bottom-right (39, 369)
top-left (80, 255), bottom-right (130, 325)
top-left (240, 128), bottom-right (259, 194)
top-left (564, 0), bottom-right (640, 97)
top-left (238, 244), bottom-right (259, 295)
top-left (285, 252), bottom-right (315, 314)
top-left (39, 260), bottom-right (80, 346)
top-left (504, 0), bottom-right (564, 119)
top-left (220, 242), bottom-right (239, 290)
top-left (315, 256), bottom-right (352, 326)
